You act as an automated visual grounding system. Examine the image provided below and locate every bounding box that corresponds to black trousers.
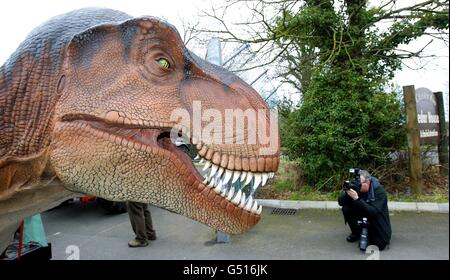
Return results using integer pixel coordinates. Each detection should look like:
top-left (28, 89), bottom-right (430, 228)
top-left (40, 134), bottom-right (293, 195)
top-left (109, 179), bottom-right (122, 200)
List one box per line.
top-left (342, 204), bottom-right (387, 250)
top-left (127, 202), bottom-right (157, 242)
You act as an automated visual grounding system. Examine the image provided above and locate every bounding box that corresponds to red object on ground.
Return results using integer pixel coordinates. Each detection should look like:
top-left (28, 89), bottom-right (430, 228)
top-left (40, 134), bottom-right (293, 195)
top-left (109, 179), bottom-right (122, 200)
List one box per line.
top-left (17, 221), bottom-right (24, 260)
top-left (80, 196), bottom-right (97, 204)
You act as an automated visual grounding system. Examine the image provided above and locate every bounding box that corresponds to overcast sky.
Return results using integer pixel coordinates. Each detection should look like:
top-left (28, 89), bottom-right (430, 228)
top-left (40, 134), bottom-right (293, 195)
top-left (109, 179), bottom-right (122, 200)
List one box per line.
top-left (0, 0), bottom-right (448, 113)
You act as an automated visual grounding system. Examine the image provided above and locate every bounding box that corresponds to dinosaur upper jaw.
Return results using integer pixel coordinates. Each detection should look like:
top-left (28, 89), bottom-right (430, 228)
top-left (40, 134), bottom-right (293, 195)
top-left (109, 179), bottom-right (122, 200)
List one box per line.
top-left (52, 114), bottom-right (279, 234)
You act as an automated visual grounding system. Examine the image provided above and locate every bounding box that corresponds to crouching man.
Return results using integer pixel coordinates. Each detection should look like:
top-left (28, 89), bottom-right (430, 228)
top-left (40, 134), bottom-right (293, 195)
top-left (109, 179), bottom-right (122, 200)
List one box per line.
top-left (338, 169), bottom-right (392, 251)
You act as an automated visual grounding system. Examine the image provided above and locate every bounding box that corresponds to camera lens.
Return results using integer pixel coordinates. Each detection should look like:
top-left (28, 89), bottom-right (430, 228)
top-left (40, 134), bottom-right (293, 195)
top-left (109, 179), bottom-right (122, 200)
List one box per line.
top-left (359, 227), bottom-right (369, 251)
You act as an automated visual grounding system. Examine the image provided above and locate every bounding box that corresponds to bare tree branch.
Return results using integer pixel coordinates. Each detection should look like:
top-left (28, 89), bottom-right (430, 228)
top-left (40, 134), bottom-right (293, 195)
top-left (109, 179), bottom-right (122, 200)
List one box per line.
top-left (188, 0), bottom-right (448, 100)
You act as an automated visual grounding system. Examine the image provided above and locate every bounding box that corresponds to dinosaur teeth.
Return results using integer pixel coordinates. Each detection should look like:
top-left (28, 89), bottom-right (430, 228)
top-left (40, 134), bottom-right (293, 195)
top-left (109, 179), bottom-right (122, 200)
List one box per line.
top-left (213, 179), bottom-right (223, 193)
top-left (240, 171), bottom-right (247, 182)
top-left (226, 187), bottom-right (235, 201)
top-left (244, 172), bottom-right (253, 186)
top-left (256, 204), bottom-right (262, 215)
top-left (244, 196), bottom-right (253, 211)
top-left (196, 154), bottom-right (273, 215)
top-left (214, 178), bottom-right (221, 187)
top-left (202, 161), bottom-right (211, 172)
top-left (252, 173), bottom-right (262, 192)
top-left (208, 178), bottom-right (215, 188)
top-left (223, 170), bottom-right (233, 185)
top-left (238, 193), bottom-right (247, 208)
top-left (221, 185), bottom-right (228, 197)
top-left (231, 190), bottom-right (242, 205)
top-left (232, 171), bottom-right (241, 184)
top-left (262, 173), bottom-right (268, 186)
top-left (250, 200), bottom-right (258, 214)
top-left (209, 164), bottom-right (218, 178)
top-left (217, 167), bottom-right (224, 179)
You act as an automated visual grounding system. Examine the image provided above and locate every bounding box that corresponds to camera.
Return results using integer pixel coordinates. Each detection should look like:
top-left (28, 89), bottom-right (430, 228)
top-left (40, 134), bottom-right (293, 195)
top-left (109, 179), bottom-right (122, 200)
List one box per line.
top-left (357, 217), bottom-right (369, 251)
top-left (342, 168), bottom-right (362, 193)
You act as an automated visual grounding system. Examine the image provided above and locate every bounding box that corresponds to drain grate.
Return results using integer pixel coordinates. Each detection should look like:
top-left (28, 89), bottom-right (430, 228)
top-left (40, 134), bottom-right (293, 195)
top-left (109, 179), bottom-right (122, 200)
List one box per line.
top-left (271, 208), bottom-right (298, 216)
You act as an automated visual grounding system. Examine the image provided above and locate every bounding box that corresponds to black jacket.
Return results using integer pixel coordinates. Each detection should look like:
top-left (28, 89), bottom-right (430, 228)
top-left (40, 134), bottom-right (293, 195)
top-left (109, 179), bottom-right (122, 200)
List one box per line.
top-left (338, 177), bottom-right (392, 244)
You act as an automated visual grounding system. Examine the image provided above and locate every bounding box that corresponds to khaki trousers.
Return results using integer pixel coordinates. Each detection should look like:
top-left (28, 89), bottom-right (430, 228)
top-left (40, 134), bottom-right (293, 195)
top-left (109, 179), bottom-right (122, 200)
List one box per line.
top-left (126, 202), bottom-right (156, 242)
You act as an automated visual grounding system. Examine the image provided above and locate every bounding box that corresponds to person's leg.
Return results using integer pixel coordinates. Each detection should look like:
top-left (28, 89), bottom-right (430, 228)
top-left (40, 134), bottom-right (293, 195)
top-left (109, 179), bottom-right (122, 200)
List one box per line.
top-left (127, 202), bottom-right (147, 243)
top-left (142, 204), bottom-right (157, 240)
top-left (342, 204), bottom-right (361, 237)
top-left (368, 226), bottom-right (388, 251)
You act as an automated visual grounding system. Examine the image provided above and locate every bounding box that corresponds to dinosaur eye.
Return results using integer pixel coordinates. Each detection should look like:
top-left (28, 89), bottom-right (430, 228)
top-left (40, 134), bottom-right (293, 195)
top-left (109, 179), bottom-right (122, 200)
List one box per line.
top-left (157, 58), bottom-right (170, 70)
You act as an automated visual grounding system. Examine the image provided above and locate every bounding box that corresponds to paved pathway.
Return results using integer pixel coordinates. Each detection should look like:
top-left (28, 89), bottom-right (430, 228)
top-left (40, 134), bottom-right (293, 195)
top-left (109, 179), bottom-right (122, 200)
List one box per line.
top-left (41, 200), bottom-right (449, 260)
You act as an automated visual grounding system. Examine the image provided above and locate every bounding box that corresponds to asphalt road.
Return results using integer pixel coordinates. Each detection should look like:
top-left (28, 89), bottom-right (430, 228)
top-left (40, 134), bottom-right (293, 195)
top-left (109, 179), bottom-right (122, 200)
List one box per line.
top-left (41, 200), bottom-right (449, 260)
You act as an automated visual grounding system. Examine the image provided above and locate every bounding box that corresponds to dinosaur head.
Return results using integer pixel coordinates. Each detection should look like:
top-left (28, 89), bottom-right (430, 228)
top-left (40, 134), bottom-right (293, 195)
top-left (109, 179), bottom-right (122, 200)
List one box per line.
top-left (50, 17), bottom-right (279, 234)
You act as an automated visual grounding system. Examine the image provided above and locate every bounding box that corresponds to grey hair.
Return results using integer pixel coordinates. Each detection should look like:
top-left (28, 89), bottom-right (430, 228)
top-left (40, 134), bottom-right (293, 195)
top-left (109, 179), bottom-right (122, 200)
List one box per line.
top-left (359, 170), bottom-right (371, 182)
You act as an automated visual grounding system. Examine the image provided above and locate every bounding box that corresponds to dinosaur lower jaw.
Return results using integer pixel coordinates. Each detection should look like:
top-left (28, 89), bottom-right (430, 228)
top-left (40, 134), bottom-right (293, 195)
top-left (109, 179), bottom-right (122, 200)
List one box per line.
top-left (160, 137), bottom-right (264, 215)
top-left (195, 157), bottom-right (274, 214)
top-left (150, 137), bottom-right (264, 232)
top-left (54, 118), bottom-right (263, 232)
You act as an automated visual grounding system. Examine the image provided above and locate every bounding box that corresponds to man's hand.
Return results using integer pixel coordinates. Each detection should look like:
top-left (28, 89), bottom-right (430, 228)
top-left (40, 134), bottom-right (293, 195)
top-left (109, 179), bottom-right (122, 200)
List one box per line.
top-left (346, 189), bottom-right (359, 200)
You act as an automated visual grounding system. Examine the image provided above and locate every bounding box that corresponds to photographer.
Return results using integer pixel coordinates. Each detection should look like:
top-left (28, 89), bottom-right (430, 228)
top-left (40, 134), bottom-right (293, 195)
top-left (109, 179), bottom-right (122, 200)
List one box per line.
top-left (338, 169), bottom-right (392, 251)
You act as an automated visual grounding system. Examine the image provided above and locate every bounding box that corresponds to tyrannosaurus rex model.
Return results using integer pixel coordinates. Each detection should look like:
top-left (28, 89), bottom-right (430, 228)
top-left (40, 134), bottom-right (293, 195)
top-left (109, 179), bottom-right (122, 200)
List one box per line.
top-left (0, 8), bottom-right (280, 253)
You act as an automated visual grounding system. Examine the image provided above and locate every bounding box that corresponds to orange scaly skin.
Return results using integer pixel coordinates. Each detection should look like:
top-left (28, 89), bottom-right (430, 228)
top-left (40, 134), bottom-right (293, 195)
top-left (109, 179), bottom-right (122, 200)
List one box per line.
top-left (0, 8), bottom-right (279, 252)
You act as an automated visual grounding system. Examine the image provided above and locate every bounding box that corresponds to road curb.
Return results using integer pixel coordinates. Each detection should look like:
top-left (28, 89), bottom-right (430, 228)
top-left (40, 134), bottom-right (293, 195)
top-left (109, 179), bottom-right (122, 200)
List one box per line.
top-left (256, 199), bottom-right (449, 213)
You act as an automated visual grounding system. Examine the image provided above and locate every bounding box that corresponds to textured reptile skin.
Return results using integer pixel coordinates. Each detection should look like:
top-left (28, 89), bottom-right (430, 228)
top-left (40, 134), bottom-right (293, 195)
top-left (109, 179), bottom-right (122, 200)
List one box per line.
top-left (0, 8), bottom-right (280, 252)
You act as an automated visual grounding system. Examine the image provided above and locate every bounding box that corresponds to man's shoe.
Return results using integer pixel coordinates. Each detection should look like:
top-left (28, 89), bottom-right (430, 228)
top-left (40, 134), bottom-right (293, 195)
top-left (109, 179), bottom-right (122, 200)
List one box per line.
top-left (346, 234), bottom-right (360, 243)
top-left (128, 239), bottom-right (148, 248)
top-left (148, 235), bottom-right (157, 241)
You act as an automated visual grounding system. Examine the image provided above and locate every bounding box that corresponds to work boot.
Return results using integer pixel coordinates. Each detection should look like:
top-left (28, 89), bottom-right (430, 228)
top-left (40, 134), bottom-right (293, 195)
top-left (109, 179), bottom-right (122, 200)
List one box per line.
top-left (346, 234), bottom-right (360, 243)
top-left (128, 239), bottom-right (148, 248)
top-left (147, 234), bottom-right (157, 241)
